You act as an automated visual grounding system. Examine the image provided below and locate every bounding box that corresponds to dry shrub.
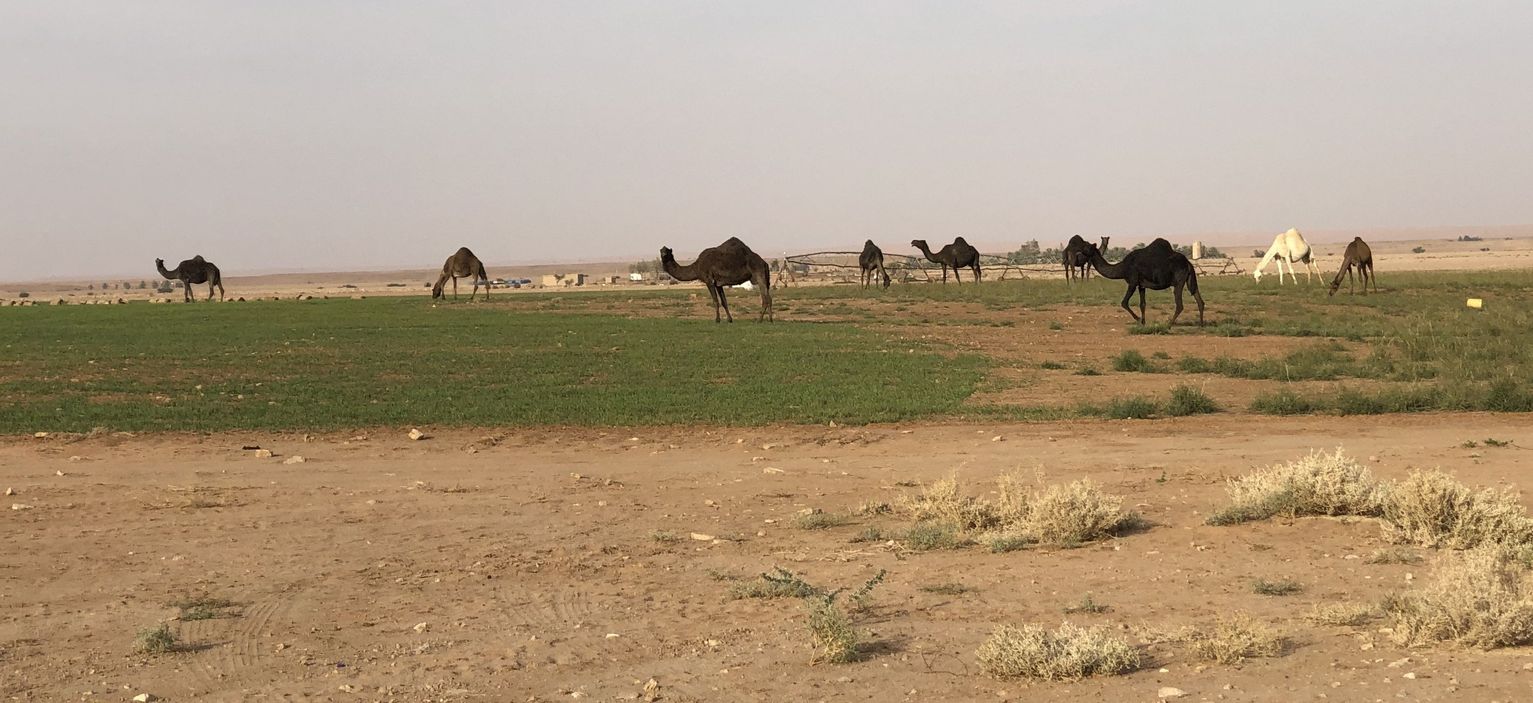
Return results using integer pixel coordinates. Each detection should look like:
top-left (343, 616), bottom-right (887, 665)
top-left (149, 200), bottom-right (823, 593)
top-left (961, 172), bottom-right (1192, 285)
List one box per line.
top-left (1385, 547), bottom-right (1533, 649)
top-left (808, 596), bottom-right (859, 663)
top-left (1380, 470), bottom-right (1533, 549)
top-left (897, 477), bottom-right (999, 531)
top-left (900, 475), bottom-right (1136, 549)
top-left (1307, 602), bottom-right (1378, 627)
top-left (976, 623), bottom-right (1140, 680)
top-left (1188, 614), bottom-right (1286, 664)
top-left (1208, 449), bottom-right (1382, 525)
top-left (1016, 479), bottom-right (1133, 546)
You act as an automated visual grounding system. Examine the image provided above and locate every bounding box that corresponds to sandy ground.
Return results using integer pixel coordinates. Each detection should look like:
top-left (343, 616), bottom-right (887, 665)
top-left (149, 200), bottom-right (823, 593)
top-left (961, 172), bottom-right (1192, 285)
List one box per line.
top-left (3, 235), bottom-right (1531, 302)
top-left (5, 415), bottom-right (1533, 702)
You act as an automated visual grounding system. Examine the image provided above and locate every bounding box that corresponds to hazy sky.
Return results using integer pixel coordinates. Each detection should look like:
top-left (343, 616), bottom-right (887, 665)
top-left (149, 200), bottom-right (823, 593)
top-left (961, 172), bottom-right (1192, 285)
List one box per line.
top-left (4, 1), bottom-right (1532, 280)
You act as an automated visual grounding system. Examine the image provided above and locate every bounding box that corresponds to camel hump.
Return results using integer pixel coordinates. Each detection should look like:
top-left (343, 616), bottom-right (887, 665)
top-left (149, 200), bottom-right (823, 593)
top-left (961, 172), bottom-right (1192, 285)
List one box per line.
top-left (192, 255), bottom-right (206, 262)
top-left (953, 236), bottom-right (969, 244)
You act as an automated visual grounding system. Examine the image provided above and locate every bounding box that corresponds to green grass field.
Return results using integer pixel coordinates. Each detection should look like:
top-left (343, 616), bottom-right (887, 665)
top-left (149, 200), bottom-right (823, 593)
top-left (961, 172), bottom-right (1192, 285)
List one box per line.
top-left (2, 270), bottom-right (1529, 432)
top-left (0, 298), bottom-right (984, 432)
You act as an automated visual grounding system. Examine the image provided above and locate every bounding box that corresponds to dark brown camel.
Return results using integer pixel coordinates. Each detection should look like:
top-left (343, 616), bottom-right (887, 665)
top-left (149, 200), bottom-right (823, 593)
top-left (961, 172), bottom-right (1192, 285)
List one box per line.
top-left (432, 247), bottom-right (490, 301)
top-left (1082, 239), bottom-right (1204, 326)
top-left (1328, 237), bottom-right (1376, 296)
top-left (911, 237), bottom-right (981, 283)
top-left (1063, 236), bottom-right (1110, 283)
top-left (859, 240), bottom-right (891, 289)
top-left (155, 255), bottom-right (224, 302)
top-left (660, 237), bottom-right (773, 322)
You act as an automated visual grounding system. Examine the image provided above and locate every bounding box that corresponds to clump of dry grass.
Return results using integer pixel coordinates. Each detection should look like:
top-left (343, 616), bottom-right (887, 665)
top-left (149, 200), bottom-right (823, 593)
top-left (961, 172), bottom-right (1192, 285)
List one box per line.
top-left (1251, 578), bottom-right (1303, 596)
top-left (899, 475), bottom-right (1137, 550)
top-left (1307, 602), bottom-right (1378, 627)
top-left (976, 623), bottom-right (1141, 680)
top-left (1187, 614), bottom-right (1286, 664)
top-left (1384, 547), bottom-right (1533, 649)
top-left (1207, 449), bottom-right (1383, 526)
top-left (1380, 470), bottom-right (1533, 550)
top-left (897, 477), bottom-right (1000, 531)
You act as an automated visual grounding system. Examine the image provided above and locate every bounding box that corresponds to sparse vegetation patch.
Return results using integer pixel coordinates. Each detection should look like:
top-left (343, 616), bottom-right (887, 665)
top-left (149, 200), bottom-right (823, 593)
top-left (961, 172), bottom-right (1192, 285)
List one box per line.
top-left (1385, 547), bottom-right (1533, 649)
top-left (976, 623), bottom-right (1141, 680)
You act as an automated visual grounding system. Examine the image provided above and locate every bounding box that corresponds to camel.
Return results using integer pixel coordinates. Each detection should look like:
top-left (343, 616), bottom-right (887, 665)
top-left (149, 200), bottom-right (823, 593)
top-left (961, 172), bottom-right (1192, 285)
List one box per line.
top-left (1328, 237), bottom-right (1376, 296)
top-left (1253, 228), bottom-right (1321, 284)
top-left (660, 237), bottom-right (773, 322)
top-left (1063, 235), bottom-right (1111, 283)
top-left (155, 255), bottom-right (224, 302)
top-left (432, 247), bottom-right (490, 301)
top-left (1082, 239), bottom-right (1205, 326)
top-left (911, 237), bottom-right (981, 283)
top-left (859, 240), bottom-right (891, 289)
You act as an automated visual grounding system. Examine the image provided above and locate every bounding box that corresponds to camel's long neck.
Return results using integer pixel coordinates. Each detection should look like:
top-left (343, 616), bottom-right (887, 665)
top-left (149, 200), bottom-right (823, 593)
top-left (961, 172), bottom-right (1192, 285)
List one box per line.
top-left (662, 256), bottom-right (701, 282)
top-left (915, 243), bottom-right (940, 264)
top-left (1255, 242), bottom-right (1282, 273)
top-left (1086, 252), bottom-right (1127, 280)
top-left (156, 262), bottom-right (176, 280)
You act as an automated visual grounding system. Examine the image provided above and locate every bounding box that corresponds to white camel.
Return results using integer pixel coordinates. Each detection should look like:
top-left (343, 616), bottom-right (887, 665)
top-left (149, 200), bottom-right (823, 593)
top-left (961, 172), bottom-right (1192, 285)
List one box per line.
top-left (1253, 228), bottom-right (1321, 284)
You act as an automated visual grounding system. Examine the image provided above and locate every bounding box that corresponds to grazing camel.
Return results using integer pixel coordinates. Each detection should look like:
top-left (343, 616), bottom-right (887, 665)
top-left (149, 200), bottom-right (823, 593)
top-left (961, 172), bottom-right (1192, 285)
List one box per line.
top-left (660, 237), bottom-right (773, 322)
top-left (859, 240), bottom-right (891, 289)
top-left (155, 255), bottom-right (224, 302)
top-left (432, 247), bottom-right (490, 301)
top-left (1253, 228), bottom-right (1321, 284)
top-left (1082, 239), bottom-right (1204, 326)
top-left (911, 237), bottom-right (981, 283)
top-left (1063, 236), bottom-right (1111, 283)
top-left (1328, 237), bottom-right (1376, 296)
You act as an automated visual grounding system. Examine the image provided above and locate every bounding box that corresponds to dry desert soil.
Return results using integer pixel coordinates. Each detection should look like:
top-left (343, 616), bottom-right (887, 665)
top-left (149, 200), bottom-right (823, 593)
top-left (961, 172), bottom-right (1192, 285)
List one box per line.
top-left (5, 415), bottom-right (1533, 702)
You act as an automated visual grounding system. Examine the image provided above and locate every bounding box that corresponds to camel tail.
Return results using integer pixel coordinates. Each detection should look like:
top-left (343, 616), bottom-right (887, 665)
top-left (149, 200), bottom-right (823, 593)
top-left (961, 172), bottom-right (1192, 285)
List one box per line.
top-left (1186, 265), bottom-right (1200, 296)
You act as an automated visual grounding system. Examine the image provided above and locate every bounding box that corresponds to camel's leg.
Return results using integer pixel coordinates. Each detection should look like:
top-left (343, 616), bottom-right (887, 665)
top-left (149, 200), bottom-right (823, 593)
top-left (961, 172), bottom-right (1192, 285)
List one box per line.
top-left (1170, 283), bottom-right (1184, 325)
top-left (185, 282), bottom-right (194, 303)
top-left (452, 277), bottom-right (459, 300)
top-left (952, 266), bottom-right (961, 284)
top-left (758, 282), bottom-right (772, 322)
top-left (704, 284), bottom-right (722, 322)
top-left (717, 286), bottom-right (734, 323)
top-left (1192, 287), bottom-right (1206, 326)
top-left (1308, 259), bottom-right (1321, 284)
top-left (1138, 287), bottom-right (1147, 325)
top-left (1120, 285), bottom-right (1140, 323)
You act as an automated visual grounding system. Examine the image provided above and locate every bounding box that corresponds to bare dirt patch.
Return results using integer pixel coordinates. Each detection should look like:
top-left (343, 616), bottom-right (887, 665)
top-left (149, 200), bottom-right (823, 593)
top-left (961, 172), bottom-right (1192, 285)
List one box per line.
top-left (4, 414), bottom-right (1532, 700)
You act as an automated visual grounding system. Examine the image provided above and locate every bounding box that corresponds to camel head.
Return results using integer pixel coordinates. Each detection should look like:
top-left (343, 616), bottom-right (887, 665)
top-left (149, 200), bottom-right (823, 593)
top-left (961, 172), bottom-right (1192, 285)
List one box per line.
top-left (910, 239), bottom-right (927, 250)
top-left (431, 279), bottom-right (445, 299)
top-left (155, 258), bottom-right (165, 268)
top-left (1099, 236), bottom-right (1110, 251)
top-left (1081, 241), bottom-right (1101, 260)
top-left (1253, 269), bottom-right (1264, 282)
top-left (658, 246), bottom-right (675, 265)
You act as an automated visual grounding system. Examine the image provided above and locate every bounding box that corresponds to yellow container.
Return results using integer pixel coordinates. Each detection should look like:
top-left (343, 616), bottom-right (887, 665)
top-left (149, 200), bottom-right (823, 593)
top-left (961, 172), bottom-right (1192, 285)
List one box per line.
top-left (1467, 298), bottom-right (1484, 309)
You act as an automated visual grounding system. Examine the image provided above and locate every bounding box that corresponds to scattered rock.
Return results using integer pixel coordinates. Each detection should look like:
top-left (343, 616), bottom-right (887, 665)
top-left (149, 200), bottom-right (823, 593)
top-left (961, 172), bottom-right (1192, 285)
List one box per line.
top-left (1158, 687), bottom-right (1189, 699)
top-left (412, 622), bottom-right (429, 633)
top-left (762, 467), bottom-right (785, 474)
top-left (1387, 657), bottom-right (1411, 668)
top-left (689, 533), bottom-right (716, 541)
top-left (133, 695), bottom-right (160, 703)
top-left (253, 449), bottom-right (274, 458)
top-left (1402, 672), bottom-right (1417, 680)
top-left (33, 432), bottom-right (47, 439)
top-left (283, 455), bottom-right (306, 465)
top-left (408, 428), bottom-right (428, 441)
top-left (643, 678), bottom-right (660, 702)
top-left (11, 503), bottom-right (34, 511)
top-left (3, 487), bottom-right (12, 496)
